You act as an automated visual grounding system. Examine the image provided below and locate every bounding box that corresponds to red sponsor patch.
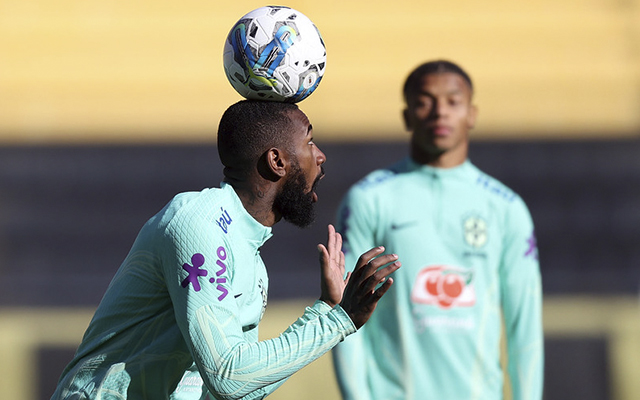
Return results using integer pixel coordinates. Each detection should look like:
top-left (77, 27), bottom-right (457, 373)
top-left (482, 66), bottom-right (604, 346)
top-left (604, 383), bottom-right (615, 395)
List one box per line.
top-left (411, 265), bottom-right (475, 309)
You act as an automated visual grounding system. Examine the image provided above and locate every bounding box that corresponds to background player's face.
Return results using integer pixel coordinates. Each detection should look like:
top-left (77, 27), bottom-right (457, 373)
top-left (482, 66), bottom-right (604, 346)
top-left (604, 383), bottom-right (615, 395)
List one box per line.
top-left (273, 109), bottom-right (326, 228)
top-left (404, 72), bottom-right (476, 163)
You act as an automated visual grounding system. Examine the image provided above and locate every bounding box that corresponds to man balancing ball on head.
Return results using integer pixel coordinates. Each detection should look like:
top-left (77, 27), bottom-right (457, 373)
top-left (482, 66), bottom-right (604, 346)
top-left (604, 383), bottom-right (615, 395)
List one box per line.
top-left (50, 100), bottom-right (401, 400)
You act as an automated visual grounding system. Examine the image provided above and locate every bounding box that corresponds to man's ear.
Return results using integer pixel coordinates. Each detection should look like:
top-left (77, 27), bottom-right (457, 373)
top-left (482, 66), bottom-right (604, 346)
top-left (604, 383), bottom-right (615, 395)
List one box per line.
top-left (467, 104), bottom-right (478, 130)
top-left (402, 108), bottom-right (412, 131)
top-left (262, 147), bottom-right (288, 180)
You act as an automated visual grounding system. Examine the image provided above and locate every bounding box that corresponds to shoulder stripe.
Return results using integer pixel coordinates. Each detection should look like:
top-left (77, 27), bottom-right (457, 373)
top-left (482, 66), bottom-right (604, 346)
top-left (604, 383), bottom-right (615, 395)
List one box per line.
top-left (475, 173), bottom-right (517, 202)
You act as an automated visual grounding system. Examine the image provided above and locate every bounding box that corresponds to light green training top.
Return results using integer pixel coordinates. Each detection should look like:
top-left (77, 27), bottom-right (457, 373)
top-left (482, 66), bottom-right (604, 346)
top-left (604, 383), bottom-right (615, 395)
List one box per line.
top-left (332, 158), bottom-right (543, 400)
top-left (52, 182), bottom-right (356, 400)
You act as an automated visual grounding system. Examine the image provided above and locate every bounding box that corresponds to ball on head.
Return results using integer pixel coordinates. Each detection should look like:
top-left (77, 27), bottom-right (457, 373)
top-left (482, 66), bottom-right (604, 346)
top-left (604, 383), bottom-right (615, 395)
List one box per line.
top-left (223, 6), bottom-right (326, 103)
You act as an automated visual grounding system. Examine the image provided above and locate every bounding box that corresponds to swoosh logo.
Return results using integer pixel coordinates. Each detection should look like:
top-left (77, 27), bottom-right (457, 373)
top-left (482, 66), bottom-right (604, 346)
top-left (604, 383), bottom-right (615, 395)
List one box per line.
top-left (390, 221), bottom-right (418, 230)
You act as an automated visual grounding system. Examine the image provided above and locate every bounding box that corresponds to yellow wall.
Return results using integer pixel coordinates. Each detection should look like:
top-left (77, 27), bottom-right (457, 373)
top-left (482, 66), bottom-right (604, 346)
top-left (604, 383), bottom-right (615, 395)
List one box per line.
top-left (1, 296), bottom-right (639, 400)
top-left (2, 0), bottom-right (640, 143)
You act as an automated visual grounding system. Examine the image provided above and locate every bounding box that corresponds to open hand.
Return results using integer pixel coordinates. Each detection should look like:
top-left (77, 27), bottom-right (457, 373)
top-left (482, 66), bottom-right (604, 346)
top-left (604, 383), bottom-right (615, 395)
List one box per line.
top-left (318, 224), bottom-right (347, 308)
top-left (339, 246), bottom-right (400, 329)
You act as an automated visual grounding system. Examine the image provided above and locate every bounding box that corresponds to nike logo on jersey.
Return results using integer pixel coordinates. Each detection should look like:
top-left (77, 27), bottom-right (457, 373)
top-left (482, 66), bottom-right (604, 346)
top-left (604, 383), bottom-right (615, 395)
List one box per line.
top-left (390, 221), bottom-right (418, 230)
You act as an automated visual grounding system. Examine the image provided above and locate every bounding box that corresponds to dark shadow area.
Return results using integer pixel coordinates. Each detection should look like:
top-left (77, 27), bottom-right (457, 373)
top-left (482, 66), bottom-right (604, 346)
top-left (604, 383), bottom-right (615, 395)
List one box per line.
top-left (543, 337), bottom-right (610, 400)
top-left (0, 139), bottom-right (638, 306)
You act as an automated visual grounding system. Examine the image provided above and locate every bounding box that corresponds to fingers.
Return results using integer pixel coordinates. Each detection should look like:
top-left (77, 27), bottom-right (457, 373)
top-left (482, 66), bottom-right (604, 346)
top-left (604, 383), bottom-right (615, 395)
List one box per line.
top-left (344, 271), bottom-right (352, 286)
top-left (318, 225), bottom-right (338, 260)
top-left (326, 224), bottom-right (337, 254)
top-left (324, 224), bottom-right (343, 260)
top-left (346, 249), bottom-right (400, 296)
top-left (361, 256), bottom-right (400, 293)
top-left (340, 251), bottom-right (400, 329)
top-left (353, 251), bottom-right (398, 281)
top-left (335, 231), bottom-right (343, 264)
top-left (372, 276), bottom-right (394, 298)
top-left (317, 243), bottom-right (328, 262)
top-left (363, 253), bottom-right (399, 275)
top-left (355, 246), bottom-right (386, 272)
top-left (332, 230), bottom-right (343, 267)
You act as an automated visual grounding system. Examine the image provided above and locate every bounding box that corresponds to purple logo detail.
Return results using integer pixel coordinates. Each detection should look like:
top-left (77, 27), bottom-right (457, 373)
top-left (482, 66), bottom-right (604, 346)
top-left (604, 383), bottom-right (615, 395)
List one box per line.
top-left (525, 231), bottom-right (538, 260)
top-left (181, 253), bottom-right (208, 292)
top-left (213, 246), bottom-right (229, 301)
top-left (216, 207), bottom-right (233, 234)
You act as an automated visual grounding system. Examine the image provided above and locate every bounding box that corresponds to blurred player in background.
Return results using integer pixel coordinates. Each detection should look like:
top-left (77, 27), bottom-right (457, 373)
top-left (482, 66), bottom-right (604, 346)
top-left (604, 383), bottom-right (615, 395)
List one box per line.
top-left (332, 60), bottom-right (543, 400)
top-left (51, 100), bottom-right (400, 400)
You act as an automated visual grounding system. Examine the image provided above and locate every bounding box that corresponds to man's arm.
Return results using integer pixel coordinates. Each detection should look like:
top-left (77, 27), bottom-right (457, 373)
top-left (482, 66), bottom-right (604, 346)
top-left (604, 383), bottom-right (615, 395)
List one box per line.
top-left (500, 197), bottom-right (544, 400)
top-left (165, 215), bottom-right (397, 400)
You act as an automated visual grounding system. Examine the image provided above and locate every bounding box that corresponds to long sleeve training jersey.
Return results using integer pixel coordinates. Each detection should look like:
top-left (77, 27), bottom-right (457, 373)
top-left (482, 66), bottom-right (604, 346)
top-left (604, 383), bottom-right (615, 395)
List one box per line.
top-left (52, 182), bottom-right (356, 400)
top-left (333, 158), bottom-right (543, 400)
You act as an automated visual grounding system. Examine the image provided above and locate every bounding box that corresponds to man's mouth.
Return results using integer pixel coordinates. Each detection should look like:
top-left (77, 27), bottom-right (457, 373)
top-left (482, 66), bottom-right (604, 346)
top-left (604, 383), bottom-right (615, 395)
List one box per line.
top-left (311, 169), bottom-right (325, 202)
top-left (432, 125), bottom-right (451, 136)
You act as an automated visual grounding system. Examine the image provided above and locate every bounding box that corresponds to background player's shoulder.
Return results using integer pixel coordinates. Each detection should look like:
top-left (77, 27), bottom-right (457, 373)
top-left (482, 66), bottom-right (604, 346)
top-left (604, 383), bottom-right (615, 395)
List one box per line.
top-left (471, 165), bottom-right (520, 204)
top-left (354, 158), bottom-right (412, 191)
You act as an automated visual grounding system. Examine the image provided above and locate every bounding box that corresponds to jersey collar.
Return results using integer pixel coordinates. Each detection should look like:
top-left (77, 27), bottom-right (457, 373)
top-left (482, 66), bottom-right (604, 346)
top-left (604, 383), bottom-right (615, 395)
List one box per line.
top-left (408, 157), bottom-right (474, 177)
top-left (221, 182), bottom-right (273, 247)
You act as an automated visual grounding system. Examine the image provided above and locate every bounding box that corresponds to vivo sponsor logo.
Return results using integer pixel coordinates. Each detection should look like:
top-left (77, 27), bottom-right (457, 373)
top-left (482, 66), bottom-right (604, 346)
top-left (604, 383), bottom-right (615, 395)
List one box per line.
top-left (211, 246), bottom-right (229, 301)
top-left (180, 246), bottom-right (229, 301)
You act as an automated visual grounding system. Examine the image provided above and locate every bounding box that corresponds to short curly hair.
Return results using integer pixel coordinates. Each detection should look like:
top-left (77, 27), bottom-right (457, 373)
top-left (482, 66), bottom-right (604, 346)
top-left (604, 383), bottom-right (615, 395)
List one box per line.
top-left (217, 100), bottom-right (300, 173)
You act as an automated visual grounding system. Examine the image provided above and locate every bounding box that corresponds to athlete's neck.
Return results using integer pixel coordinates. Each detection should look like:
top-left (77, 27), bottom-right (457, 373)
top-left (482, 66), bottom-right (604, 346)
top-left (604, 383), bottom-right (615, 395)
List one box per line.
top-left (224, 178), bottom-right (281, 227)
top-left (411, 148), bottom-right (467, 169)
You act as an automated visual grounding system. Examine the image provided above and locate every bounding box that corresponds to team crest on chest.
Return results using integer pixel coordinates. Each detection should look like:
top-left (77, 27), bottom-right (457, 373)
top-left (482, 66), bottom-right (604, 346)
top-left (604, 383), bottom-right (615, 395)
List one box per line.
top-left (463, 215), bottom-right (487, 248)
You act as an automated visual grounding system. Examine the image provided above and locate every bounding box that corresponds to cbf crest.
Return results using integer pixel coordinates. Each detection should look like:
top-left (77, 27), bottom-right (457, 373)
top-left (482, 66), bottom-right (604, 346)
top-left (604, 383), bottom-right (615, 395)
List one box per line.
top-left (463, 215), bottom-right (487, 248)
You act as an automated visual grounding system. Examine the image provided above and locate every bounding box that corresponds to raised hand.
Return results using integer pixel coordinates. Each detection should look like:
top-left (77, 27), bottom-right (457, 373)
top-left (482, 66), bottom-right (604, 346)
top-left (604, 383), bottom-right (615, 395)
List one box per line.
top-left (339, 246), bottom-right (400, 329)
top-left (318, 224), bottom-right (347, 308)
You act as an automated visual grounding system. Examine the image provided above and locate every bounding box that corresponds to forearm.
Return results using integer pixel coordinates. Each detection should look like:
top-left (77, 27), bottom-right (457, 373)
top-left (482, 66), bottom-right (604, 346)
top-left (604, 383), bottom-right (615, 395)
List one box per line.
top-left (192, 303), bottom-right (356, 400)
top-left (283, 300), bottom-right (333, 334)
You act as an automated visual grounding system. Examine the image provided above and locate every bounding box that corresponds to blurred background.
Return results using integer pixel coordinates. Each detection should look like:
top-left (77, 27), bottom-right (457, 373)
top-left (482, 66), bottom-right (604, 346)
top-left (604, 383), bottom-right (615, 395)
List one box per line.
top-left (1, 0), bottom-right (640, 399)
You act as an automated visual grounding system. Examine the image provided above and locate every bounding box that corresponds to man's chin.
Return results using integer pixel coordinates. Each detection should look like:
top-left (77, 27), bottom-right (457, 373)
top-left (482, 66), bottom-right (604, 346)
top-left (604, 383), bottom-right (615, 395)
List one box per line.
top-left (285, 211), bottom-right (316, 229)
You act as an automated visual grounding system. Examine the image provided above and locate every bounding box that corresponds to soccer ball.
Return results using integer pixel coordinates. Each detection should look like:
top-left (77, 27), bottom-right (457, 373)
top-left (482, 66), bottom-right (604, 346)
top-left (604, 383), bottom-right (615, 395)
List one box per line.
top-left (223, 6), bottom-right (326, 103)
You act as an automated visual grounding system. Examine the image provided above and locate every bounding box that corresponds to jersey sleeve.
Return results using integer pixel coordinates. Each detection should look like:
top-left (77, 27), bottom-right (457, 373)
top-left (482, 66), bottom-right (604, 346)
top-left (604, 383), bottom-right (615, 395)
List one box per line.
top-left (499, 197), bottom-right (544, 400)
top-left (332, 185), bottom-right (378, 400)
top-left (336, 184), bottom-right (379, 273)
top-left (283, 300), bottom-right (334, 333)
top-left (162, 209), bottom-right (357, 400)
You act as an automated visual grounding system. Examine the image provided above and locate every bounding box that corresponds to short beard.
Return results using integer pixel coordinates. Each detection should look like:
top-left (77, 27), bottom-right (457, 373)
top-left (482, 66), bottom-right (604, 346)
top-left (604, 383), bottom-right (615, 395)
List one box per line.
top-left (273, 163), bottom-right (320, 228)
